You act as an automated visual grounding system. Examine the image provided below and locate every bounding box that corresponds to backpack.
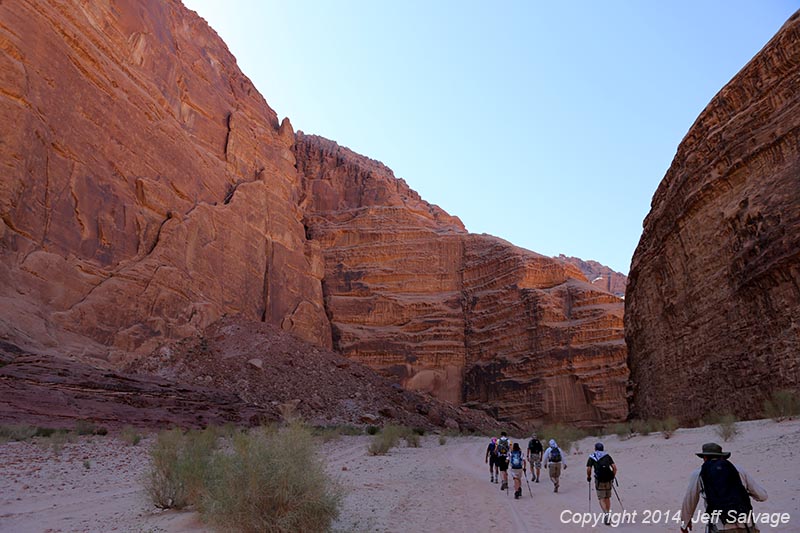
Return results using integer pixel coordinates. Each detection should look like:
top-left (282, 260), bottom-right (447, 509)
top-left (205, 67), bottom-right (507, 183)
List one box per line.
top-left (528, 439), bottom-right (543, 454)
top-left (510, 450), bottom-right (523, 469)
top-left (594, 454), bottom-right (615, 482)
top-left (549, 446), bottom-right (562, 463)
top-left (700, 459), bottom-right (752, 523)
top-left (496, 438), bottom-right (510, 456)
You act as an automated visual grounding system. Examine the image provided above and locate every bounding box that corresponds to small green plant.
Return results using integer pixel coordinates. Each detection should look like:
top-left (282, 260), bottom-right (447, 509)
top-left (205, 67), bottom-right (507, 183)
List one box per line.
top-left (75, 419), bottom-right (97, 436)
top-left (412, 427), bottom-right (426, 436)
top-left (631, 419), bottom-right (654, 436)
top-left (608, 422), bottom-right (631, 440)
top-left (404, 431), bottom-right (420, 448)
top-left (438, 434), bottom-right (447, 446)
top-left (202, 422), bottom-right (342, 532)
top-left (48, 430), bottom-right (75, 456)
top-left (120, 426), bottom-right (142, 446)
top-left (661, 416), bottom-right (679, 439)
top-left (540, 423), bottom-right (587, 452)
top-left (83, 460), bottom-right (91, 470)
top-left (366, 425), bottom-right (380, 435)
top-left (368, 425), bottom-right (404, 455)
top-left (0, 425), bottom-right (38, 443)
top-left (146, 427), bottom-right (219, 509)
top-left (714, 414), bottom-right (739, 442)
top-left (763, 389), bottom-right (800, 421)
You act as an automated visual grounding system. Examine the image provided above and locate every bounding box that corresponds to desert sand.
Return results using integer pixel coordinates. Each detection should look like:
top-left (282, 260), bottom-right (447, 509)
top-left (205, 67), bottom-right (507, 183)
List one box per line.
top-left (1, 418), bottom-right (798, 532)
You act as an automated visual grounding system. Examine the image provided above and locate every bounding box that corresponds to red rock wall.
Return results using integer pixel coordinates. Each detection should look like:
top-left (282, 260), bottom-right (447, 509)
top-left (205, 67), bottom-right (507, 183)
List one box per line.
top-left (297, 134), bottom-right (629, 425)
top-left (0, 0), bottom-right (330, 357)
top-left (557, 255), bottom-right (628, 298)
top-left (626, 11), bottom-right (800, 421)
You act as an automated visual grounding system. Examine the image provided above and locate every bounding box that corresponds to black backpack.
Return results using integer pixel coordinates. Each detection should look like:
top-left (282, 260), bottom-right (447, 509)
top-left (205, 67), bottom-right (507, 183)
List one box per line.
top-left (594, 454), bottom-right (615, 482)
top-left (528, 439), bottom-right (543, 454)
top-left (700, 459), bottom-right (752, 523)
top-left (549, 446), bottom-right (562, 463)
top-left (510, 450), bottom-right (523, 469)
top-left (496, 438), bottom-right (510, 456)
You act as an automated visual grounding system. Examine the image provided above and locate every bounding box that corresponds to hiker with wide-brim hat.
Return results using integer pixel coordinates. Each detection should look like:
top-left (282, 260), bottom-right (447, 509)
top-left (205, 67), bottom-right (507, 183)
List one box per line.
top-left (680, 443), bottom-right (768, 533)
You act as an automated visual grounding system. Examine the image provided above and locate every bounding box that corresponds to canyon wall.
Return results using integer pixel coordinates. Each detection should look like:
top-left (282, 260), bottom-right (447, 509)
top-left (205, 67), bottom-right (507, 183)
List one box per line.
top-left (0, 0), bottom-right (628, 426)
top-left (297, 135), bottom-right (628, 425)
top-left (0, 0), bottom-right (330, 359)
top-left (626, 11), bottom-right (800, 421)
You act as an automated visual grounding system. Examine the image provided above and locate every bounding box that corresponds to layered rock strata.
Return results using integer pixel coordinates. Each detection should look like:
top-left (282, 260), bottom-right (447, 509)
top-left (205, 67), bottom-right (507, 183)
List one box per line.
top-left (297, 134), bottom-right (628, 425)
top-left (557, 255), bottom-right (628, 298)
top-left (626, 11), bottom-right (800, 421)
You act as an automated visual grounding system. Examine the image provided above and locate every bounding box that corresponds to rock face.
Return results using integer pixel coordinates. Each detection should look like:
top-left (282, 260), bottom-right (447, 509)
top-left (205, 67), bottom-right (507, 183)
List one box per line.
top-left (297, 135), bottom-right (628, 426)
top-left (557, 255), bottom-right (627, 298)
top-left (0, 0), bottom-right (628, 427)
top-left (626, 11), bottom-right (800, 422)
top-left (0, 0), bottom-right (329, 358)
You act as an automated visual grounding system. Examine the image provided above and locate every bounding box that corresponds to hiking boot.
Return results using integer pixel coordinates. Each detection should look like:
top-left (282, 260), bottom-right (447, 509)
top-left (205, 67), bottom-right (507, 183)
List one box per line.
top-left (490, 475), bottom-right (494, 483)
top-left (501, 481), bottom-right (508, 490)
top-left (535, 477), bottom-right (539, 483)
top-left (514, 489), bottom-right (521, 499)
top-left (554, 485), bottom-right (558, 493)
top-left (604, 513), bottom-right (611, 526)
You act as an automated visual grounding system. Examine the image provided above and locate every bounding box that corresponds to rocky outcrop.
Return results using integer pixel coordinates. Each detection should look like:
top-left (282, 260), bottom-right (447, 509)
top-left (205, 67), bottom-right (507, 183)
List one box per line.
top-left (557, 255), bottom-right (627, 298)
top-left (0, 0), bottom-right (329, 359)
top-left (626, 11), bottom-right (800, 421)
top-left (297, 135), bottom-right (628, 426)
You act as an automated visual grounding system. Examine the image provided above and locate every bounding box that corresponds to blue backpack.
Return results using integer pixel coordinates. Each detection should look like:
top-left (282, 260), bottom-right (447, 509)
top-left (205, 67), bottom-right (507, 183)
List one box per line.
top-left (510, 450), bottom-right (523, 469)
top-left (550, 446), bottom-right (562, 463)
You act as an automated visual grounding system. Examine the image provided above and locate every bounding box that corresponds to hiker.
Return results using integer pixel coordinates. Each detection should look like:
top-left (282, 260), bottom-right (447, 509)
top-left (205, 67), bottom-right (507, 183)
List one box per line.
top-left (485, 437), bottom-right (500, 483)
top-left (509, 442), bottom-right (527, 499)
top-left (496, 431), bottom-right (512, 491)
top-left (586, 442), bottom-right (617, 526)
top-left (542, 438), bottom-right (567, 493)
top-left (527, 432), bottom-right (544, 483)
top-left (680, 442), bottom-right (767, 533)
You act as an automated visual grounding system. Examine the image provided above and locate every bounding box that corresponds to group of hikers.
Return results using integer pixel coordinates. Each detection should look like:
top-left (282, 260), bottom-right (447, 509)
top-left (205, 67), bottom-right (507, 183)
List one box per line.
top-left (484, 433), bottom-right (768, 532)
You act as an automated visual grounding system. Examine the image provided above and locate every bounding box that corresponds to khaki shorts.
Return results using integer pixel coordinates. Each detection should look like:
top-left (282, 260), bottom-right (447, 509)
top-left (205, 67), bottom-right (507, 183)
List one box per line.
top-left (511, 468), bottom-right (524, 480)
top-left (595, 480), bottom-right (612, 499)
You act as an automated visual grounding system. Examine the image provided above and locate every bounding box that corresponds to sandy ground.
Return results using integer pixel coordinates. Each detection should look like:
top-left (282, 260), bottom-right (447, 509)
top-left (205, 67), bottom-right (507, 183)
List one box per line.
top-left (1, 418), bottom-right (798, 532)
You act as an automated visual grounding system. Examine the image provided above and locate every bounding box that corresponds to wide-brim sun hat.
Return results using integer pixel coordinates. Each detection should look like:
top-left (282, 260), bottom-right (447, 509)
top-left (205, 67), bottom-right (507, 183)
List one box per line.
top-left (696, 442), bottom-right (731, 459)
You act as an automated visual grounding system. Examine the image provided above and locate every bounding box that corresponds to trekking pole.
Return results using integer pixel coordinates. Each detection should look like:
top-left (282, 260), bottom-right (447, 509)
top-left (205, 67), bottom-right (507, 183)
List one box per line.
top-left (589, 479), bottom-right (592, 512)
top-left (524, 469), bottom-right (533, 499)
top-left (611, 478), bottom-right (625, 511)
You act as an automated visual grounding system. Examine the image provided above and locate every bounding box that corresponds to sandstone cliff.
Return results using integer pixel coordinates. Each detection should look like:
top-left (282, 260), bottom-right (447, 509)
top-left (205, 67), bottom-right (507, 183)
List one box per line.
top-left (626, 11), bottom-right (800, 421)
top-left (0, 0), bottom-right (628, 428)
top-left (557, 255), bottom-right (627, 298)
top-left (297, 134), bottom-right (628, 426)
top-left (0, 0), bottom-right (329, 359)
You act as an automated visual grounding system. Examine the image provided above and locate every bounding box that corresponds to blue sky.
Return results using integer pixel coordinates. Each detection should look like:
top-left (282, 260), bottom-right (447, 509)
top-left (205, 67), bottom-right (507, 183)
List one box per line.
top-left (183, 1), bottom-right (797, 274)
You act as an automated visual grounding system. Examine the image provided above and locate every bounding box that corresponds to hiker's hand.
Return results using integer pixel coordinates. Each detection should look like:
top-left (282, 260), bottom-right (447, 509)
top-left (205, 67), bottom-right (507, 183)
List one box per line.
top-left (587, 477), bottom-right (591, 483)
top-left (564, 464), bottom-right (567, 470)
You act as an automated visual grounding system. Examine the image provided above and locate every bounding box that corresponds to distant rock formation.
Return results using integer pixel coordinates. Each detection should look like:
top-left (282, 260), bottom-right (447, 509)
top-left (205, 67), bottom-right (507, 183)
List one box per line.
top-left (297, 134), bottom-right (628, 426)
top-left (557, 255), bottom-right (627, 298)
top-left (626, 11), bottom-right (800, 422)
top-left (0, 0), bottom-right (627, 427)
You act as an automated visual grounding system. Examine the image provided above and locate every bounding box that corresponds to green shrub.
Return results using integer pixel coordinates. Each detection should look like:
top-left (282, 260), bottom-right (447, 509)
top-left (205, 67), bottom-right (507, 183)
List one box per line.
top-left (714, 414), bottom-right (739, 442)
top-left (438, 434), bottom-right (447, 446)
top-left (120, 426), bottom-right (142, 446)
top-left (631, 419), bottom-right (653, 436)
top-left (368, 425), bottom-right (404, 455)
top-left (47, 430), bottom-right (75, 456)
top-left (0, 425), bottom-right (38, 443)
top-left (365, 425), bottom-right (380, 435)
top-left (412, 427), bottom-right (426, 436)
top-left (661, 416), bottom-right (679, 439)
top-left (608, 422), bottom-right (631, 440)
top-left (202, 422), bottom-right (341, 532)
top-left (146, 428), bottom-right (219, 509)
top-left (404, 431), bottom-right (420, 448)
top-left (338, 425), bottom-right (363, 436)
top-left (75, 420), bottom-right (97, 436)
top-left (763, 389), bottom-right (800, 421)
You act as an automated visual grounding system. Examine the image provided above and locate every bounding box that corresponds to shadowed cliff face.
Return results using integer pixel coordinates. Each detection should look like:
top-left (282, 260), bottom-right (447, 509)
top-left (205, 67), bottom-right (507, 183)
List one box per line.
top-left (626, 11), bottom-right (800, 421)
top-left (0, 0), bottom-right (330, 358)
top-left (297, 134), bottom-right (628, 426)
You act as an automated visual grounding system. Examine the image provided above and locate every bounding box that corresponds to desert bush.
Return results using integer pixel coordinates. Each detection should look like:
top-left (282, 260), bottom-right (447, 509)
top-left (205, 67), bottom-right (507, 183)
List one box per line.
top-left (661, 416), bottom-right (679, 439)
top-left (47, 430), bottom-right (75, 456)
top-left (438, 434), bottom-right (447, 446)
top-left (146, 427), bottom-right (219, 509)
top-left (338, 425), bottom-right (363, 436)
top-left (120, 426), bottom-right (142, 446)
top-left (365, 425), bottom-right (380, 435)
top-left (714, 414), bottom-right (739, 442)
top-left (631, 419), bottom-right (655, 436)
top-left (83, 459), bottom-right (91, 470)
top-left (368, 425), bottom-right (404, 455)
top-left (607, 422), bottom-right (631, 440)
top-left (412, 427), bottom-right (426, 436)
top-left (75, 419), bottom-right (98, 436)
top-left (404, 431), bottom-right (420, 448)
top-left (202, 422), bottom-right (341, 533)
top-left (540, 424), bottom-right (587, 453)
top-left (0, 425), bottom-right (38, 443)
top-left (763, 389), bottom-right (800, 421)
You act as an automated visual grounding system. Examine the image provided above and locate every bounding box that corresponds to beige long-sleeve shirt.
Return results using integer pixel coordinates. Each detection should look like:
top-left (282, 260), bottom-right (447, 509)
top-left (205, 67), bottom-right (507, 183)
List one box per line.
top-left (680, 461), bottom-right (768, 531)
